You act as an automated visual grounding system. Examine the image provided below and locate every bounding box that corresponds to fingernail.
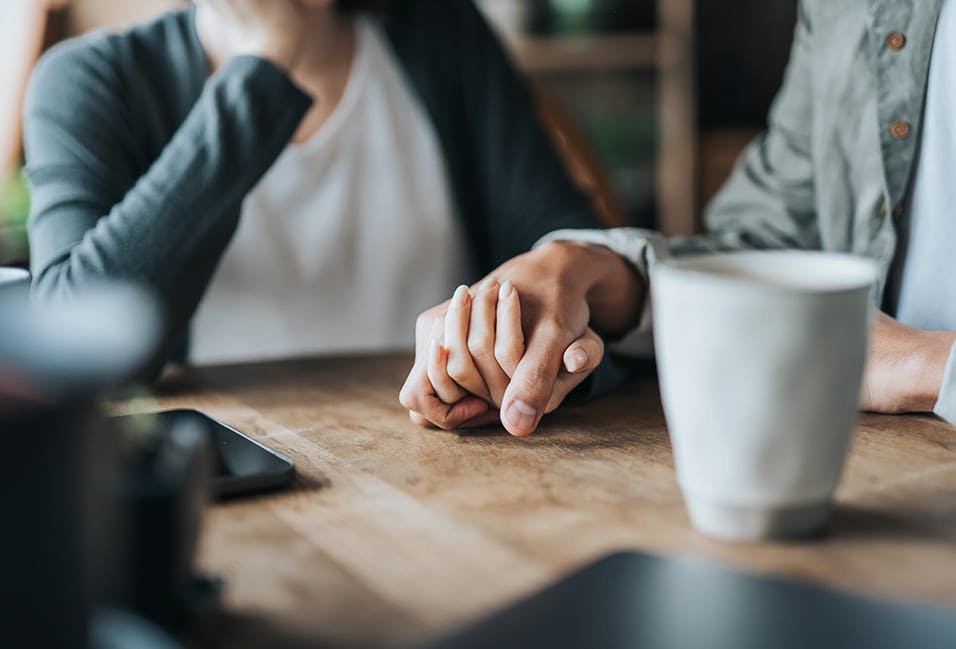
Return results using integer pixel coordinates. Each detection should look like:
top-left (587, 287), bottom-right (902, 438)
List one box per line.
top-left (451, 284), bottom-right (470, 308)
top-left (499, 280), bottom-right (515, 300)
top-left (505, 400), bottom-right (537, 433)
top-left (567, 349), bottom-right (589, 373)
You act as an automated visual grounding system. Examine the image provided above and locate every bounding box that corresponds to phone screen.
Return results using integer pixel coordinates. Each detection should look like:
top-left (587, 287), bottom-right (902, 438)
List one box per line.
top-left (113, 410), bottom-right (295, 498)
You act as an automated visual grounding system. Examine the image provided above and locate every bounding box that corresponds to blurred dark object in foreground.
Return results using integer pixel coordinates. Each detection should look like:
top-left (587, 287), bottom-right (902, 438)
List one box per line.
top-left (111, 412), bottom-right (218, 633)
top-left (1, 400), bottom-right (99, 648)
top-left (0, 281), bottom-right (215, 648)
top-left (426, 552), bottom-right (956, 649)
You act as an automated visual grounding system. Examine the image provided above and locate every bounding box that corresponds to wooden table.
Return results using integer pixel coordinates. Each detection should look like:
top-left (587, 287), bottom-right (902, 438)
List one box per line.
top-left (118, 354), bottom-right (956, 648)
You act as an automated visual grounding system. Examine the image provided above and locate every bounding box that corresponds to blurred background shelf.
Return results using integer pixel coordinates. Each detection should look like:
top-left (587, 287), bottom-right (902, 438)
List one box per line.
top-left (483, 0), bottom-right (697, 235)
top-left (506, 32), bottom-right (660, 73)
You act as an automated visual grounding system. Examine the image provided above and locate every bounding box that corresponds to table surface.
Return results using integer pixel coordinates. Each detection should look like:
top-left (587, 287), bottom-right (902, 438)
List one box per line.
top-left (118, 354), bottom-right (956, 648)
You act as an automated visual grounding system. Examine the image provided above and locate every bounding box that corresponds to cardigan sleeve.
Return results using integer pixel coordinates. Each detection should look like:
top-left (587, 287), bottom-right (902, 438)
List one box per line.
top-left (24, 36), bottom-right (312, 373)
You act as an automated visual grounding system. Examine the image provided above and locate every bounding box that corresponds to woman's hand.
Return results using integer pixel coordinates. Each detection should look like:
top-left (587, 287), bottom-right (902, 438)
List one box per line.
top-left (400, 241), bottom-right (643, 436)
top-left (399, 282), bottom-right (603, 435)
top-left (196, 0), bottom-right (313, 73)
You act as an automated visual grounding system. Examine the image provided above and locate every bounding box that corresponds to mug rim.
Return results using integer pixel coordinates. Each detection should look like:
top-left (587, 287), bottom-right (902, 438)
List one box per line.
top-left (0, 266), bottom-right (30, 285)
top-left (652, 250), bottom-right (878, 295)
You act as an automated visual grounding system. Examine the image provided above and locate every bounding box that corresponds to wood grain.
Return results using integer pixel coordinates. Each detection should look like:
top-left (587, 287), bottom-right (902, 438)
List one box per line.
top-left (116, 354), bottom-right (956, 648)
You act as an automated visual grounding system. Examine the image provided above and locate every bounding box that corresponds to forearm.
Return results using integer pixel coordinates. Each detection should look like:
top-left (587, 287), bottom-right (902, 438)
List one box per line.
top-left (27, 56), bottom-right (311, 370)
top-left (29, 56), bottom-right (310, 292)
top-left (863, 313), bottom-right (956, 415)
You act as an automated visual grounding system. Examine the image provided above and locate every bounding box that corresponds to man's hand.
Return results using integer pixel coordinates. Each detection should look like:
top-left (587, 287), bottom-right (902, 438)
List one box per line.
top-left (400, 241), bottom-right (644, 436)
top-left (861, 311), bottom-right (956, 413)
top-left (197, 0), bottom-right (313, 73)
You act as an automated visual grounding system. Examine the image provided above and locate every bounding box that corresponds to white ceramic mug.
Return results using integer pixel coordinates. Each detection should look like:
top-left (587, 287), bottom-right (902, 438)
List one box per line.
top-left (651, 251), bottom-right (878, 541)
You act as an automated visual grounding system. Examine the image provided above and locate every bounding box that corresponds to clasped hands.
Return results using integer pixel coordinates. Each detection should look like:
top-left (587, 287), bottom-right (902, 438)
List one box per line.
top-left (400, 243), bottom-right (956, 433)
top-left (400, 242), bottom-right (644, 436)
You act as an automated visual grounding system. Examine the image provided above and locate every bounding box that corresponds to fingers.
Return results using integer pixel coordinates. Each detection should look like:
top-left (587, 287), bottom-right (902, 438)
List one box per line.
top-left (467, 280), bottom-right (512, 407)
top-left (414, 303), bottom-right (449, 364)
top-left (444, 285), bottom-right (492, 402)
top-left (500, 324), bottom-right (571, 437)
top-left (494, 280), bottom-right (524, 377)
top-left (400, 362), bottom-right (493, 430)
top-left (427, 335), bottom-right (467, 404)
top-left (562, 328), bottom-right (604, 375)
top-left (546, 329), bottom-right (605, 413)
top-left (409, 410), bottom-right (429, 426)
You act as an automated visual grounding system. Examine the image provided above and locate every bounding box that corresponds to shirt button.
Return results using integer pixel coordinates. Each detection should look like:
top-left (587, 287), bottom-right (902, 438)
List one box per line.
top-left (893, 202), bottom-right (905, 219)
top-left (886, 32), bottom-right (906, 51)
top-left (890, 120), bottom-right (911, 139)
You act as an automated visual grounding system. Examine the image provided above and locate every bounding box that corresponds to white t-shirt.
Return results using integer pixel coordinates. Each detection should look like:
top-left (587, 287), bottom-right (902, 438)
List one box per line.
top-left (190, 18), bottom-right (472, 365)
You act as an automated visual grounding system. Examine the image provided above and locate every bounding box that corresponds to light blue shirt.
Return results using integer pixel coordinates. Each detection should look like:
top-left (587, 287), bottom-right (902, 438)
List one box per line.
top-left (892, 0), bottom-right (956, 332)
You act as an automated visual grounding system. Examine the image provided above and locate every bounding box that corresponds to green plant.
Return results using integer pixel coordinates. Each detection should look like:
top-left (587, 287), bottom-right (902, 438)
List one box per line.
top-left (0, 170), bottom-right (30, 265)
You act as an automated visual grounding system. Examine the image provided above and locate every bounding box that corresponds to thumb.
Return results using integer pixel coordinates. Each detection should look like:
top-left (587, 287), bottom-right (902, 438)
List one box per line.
top-left (500, 331), bottom-right (566, 437)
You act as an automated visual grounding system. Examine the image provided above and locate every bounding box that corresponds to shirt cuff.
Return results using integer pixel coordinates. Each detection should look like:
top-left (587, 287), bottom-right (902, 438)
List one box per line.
top-left (932, 339), bottom-right (956, 424)
top-left (534, 227), bottom-right (666, 357)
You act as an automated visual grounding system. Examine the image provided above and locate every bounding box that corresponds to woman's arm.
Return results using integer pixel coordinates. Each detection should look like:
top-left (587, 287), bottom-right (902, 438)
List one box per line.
top-left (24, 9), bottom-right (312, 374)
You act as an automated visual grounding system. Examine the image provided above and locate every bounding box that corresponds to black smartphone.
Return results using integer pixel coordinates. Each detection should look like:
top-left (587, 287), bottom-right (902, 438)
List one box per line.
top-left (112, 409), bottom-right (295, 499)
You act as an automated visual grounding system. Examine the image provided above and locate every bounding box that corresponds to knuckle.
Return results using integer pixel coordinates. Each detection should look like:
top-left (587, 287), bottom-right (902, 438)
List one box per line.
top-left (415, 312), bottom-right (435, 336)
top-left (523, 362), bottom-right (554, 386)
top-left (534, 320), bottom-right (575, 346)
top-left (466, 333), bottom-right (495, 360)
top-left (494, 342), bottom-right (522, 368)
top-left (399, 385), bottom-right (418, 411)
top-left (511, 366), bottom-right (554, 401)
top-left (445, 358), bottom-right (470, 383)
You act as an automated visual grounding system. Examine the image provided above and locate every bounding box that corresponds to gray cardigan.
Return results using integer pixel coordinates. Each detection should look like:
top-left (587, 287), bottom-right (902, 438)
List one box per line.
top-left (24, 0), bottom-right (612, 384)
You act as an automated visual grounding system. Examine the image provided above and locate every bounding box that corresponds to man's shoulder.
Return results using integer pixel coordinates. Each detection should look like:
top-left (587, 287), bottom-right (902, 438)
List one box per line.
top-left (800, 0), bottom-right (870, 28)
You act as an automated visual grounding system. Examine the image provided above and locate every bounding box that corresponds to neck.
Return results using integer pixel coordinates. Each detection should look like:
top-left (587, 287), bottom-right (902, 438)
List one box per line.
top-left (293, 9), bottom-right (355, 81)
